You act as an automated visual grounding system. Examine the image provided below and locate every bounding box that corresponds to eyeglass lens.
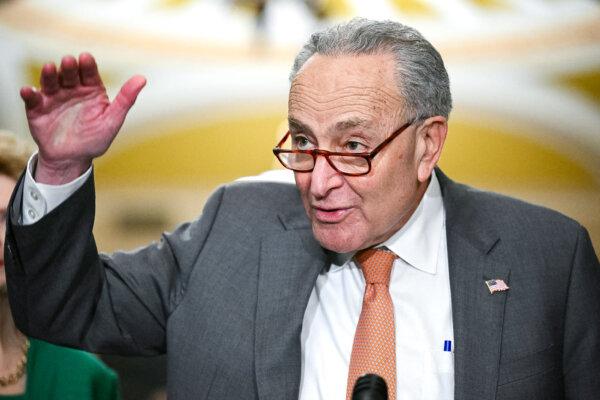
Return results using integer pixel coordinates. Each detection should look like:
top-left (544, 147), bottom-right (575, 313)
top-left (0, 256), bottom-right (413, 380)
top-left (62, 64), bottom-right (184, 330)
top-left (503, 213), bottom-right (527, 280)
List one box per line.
top-left (278, 152), bottom-right (369, 174)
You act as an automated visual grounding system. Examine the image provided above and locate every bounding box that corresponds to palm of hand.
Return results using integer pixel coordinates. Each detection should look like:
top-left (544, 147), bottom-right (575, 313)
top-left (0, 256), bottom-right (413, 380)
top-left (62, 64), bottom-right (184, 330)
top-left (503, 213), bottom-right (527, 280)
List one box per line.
top-left (27, 84), bottom-right (114, 163)
top-left (20, 53), bottom-right (146, 183)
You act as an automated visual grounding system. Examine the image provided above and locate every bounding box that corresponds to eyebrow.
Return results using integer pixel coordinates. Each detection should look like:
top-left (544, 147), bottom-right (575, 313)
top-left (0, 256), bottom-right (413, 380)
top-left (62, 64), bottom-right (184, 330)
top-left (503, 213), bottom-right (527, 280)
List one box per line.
top-left (287, 117), bottom-right (373, 134)
top-left (334, 118), bottom-right (372, 131)
top-left (287, 118), bottom-right (311, 134)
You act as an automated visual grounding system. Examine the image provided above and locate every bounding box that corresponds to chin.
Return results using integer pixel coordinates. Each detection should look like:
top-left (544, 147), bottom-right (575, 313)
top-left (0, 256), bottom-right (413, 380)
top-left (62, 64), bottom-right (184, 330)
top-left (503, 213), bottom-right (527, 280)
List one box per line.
top-left (312, 224), bottom-right (366, 253)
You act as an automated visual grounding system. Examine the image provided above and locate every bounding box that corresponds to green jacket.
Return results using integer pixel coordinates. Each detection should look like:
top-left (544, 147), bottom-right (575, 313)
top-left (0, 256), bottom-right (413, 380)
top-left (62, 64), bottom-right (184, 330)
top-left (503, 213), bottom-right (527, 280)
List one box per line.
top-left (0, 339), bottom-right (120, 400)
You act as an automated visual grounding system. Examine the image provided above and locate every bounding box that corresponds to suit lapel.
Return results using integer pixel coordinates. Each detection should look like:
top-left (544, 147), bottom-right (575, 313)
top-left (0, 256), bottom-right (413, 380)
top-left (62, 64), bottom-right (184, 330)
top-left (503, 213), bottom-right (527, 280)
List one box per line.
top-left (439, 170), bottom-right (511, 400)
top-left (447, 232), bottom-right (510, 400)
top-left (254, 227), bottom-right (327, 400)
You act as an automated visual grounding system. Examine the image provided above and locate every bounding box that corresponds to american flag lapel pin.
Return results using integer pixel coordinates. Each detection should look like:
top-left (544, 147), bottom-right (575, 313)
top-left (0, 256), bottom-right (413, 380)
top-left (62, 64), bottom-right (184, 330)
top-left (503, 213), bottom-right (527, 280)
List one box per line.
top-left (485, 279), bottom-right (509, 294)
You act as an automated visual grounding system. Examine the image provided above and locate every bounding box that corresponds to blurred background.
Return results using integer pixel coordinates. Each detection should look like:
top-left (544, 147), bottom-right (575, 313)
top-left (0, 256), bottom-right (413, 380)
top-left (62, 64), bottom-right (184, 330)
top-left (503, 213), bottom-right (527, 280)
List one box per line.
top-left (1, 0), bottom-right (599, 398)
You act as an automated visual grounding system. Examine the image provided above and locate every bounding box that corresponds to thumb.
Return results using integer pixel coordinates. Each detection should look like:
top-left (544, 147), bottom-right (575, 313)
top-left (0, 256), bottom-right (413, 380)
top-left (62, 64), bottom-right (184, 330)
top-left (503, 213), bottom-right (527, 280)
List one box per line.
top-left (105, 75), bottom-right (146, 137)
top-left (106, 75), bottom-right (146, 132)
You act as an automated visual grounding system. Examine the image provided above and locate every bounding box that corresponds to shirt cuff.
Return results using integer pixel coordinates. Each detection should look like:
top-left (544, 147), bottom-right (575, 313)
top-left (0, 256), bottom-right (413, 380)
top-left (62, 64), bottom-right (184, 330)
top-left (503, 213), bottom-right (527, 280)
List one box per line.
top-left (22, 153), bottom-right (92, 225)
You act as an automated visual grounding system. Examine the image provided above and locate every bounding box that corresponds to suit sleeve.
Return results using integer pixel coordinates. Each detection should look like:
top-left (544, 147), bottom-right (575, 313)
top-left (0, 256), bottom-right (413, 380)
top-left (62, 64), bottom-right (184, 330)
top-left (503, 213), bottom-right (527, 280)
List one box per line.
top-left (563, 225), bottom-right (600, 398)
top-left (4, 172), bottom-right (225, 356)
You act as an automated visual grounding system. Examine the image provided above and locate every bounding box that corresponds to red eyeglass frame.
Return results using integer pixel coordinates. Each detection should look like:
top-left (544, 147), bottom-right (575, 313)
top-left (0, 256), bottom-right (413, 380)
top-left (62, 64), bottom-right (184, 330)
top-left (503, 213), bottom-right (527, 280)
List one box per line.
top-left (272, 120), bottom-right (414, 176)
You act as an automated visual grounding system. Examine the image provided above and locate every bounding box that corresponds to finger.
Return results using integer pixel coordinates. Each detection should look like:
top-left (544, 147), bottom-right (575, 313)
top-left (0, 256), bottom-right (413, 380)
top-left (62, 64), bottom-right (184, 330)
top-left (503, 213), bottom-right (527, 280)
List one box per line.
top-left (106, 75), bottom-right (146, 132)
top-left (40, 62), bottom-right (59, 94)
top-left (79, 52), bottom-right (103, 87)
top-left (58, 55), bottom-right (80, 88)
top-left (20, 86), bottom-right (43, 110)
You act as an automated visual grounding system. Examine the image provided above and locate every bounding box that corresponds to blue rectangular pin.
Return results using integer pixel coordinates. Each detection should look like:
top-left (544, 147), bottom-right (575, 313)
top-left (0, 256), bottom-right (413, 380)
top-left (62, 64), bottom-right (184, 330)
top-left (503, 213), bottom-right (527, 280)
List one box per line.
top-left (443, 340), bottom-right (452, 352)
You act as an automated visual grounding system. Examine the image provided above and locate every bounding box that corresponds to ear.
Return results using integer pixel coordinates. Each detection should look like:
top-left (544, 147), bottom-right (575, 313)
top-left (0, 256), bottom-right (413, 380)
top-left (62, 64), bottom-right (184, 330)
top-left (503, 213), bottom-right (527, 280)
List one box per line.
top-left (415, 116), bottom-right (448, 183)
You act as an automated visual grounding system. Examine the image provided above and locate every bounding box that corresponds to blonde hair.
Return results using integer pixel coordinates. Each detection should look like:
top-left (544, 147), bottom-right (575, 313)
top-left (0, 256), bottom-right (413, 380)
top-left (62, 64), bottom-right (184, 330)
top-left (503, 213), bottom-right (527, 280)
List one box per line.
top-left (0, 131), bottom-right (36, 180)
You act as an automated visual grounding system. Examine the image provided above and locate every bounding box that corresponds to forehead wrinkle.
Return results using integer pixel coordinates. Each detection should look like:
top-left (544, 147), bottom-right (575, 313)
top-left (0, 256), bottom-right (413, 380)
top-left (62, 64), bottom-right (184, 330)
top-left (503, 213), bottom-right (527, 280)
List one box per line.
top-left (290, 91), bottom-right (395, 109)
top-left (289, 87), bottom-right (401, 118)
top-left (290, 96), bottom-right (398, 119)
top-left (290, 83), bottom-right (402, 104)
top-left (333, 86), bottom-right (403, 104)
top-left (289, 108), bottom-right (375, 126)
top-left (290, 94), bottom-right (391, 109)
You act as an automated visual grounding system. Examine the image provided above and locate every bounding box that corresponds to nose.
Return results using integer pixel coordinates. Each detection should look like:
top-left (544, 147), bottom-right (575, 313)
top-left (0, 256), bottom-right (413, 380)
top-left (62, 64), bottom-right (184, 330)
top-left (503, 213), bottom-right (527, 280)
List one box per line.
top-left (309, 155), bottom-right (344, 199)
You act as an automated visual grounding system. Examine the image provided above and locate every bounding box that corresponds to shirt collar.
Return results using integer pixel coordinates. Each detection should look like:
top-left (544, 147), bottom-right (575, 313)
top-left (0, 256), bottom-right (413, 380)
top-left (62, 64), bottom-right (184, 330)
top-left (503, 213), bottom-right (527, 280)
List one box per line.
top-left (383, 170), bottom-right (445, 274)
top-left (329, 170), bottom-right (445, 274)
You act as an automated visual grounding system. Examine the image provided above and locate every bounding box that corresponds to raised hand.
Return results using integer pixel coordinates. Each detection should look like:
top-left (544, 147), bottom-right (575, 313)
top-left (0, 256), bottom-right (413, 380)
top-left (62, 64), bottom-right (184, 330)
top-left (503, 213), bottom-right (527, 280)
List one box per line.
top-left (20, 53), bottom-right (146, 184)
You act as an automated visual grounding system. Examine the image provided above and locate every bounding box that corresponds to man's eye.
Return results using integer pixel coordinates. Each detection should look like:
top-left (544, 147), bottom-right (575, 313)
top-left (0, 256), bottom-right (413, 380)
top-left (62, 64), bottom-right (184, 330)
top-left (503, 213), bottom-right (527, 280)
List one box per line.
top-left (293, 136), bottom-right (312, 150)
top-left (345, 141), bottom-right (366, 152)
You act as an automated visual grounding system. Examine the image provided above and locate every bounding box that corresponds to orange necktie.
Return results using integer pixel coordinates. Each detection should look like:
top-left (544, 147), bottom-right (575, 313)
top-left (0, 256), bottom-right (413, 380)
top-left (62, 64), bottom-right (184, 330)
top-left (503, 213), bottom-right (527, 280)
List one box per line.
top-left (346, 248), bottom-right (397, 400)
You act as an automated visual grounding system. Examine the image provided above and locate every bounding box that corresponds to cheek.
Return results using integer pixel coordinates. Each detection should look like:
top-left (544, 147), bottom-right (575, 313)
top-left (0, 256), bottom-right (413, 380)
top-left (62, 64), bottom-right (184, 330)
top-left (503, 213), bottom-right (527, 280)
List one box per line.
top-left (294, 173), bottom-right (311, 207)
top-left (294, 172), bottom-right (309, 193)
top-left (356, 163), bottom-right (415, 219)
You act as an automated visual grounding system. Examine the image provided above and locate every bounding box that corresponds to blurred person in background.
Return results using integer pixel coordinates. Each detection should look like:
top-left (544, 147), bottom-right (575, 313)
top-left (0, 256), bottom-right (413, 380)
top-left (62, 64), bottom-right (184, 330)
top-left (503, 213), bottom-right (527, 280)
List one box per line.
top-left (0, 131), bottom-right (121, 399)
top-left (4, 18), bottom-right (600, 400)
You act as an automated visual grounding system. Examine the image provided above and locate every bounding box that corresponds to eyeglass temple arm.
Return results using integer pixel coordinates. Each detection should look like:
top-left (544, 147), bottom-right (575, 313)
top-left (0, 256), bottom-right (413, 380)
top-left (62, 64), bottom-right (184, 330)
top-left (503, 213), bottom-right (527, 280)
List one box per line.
top-left (367, 121), bottom-right (413, 159)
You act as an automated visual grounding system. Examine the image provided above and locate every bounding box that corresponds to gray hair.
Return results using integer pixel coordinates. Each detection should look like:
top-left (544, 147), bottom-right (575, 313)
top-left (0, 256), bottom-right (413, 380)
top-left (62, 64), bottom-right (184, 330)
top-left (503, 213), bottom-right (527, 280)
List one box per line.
top-left (290, 18), bottom-right (452, 121)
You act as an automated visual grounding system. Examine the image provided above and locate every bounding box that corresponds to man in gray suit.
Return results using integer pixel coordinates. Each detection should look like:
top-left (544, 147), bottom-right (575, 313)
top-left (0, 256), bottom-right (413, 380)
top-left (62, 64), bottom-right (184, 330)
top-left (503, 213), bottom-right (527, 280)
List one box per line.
top-left (5, 19), bottom-right (600, 399)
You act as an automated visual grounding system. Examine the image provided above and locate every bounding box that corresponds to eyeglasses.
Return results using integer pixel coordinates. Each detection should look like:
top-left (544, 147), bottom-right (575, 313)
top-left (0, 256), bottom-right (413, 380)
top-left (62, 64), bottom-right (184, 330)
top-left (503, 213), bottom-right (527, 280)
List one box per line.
top-left (272, 121), bottom-right (414, 176)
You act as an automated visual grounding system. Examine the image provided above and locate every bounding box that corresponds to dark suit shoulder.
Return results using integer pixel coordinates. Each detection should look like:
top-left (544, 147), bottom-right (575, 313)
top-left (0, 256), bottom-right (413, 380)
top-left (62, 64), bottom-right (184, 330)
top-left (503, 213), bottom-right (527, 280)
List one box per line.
top-left (223, 180), bottom-right (301, 207)
top-left (209, 180), bottom-right (309, 233)
top-left (440, 173), bottom-right (584, 260)
top-left (454, 180), bottom-right (580, 230)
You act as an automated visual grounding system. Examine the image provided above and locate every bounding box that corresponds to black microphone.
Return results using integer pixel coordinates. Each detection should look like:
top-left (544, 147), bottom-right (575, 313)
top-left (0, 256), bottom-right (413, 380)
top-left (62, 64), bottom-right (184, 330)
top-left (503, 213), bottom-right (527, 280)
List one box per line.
top-left (352, 373), bottom-right (388, 400)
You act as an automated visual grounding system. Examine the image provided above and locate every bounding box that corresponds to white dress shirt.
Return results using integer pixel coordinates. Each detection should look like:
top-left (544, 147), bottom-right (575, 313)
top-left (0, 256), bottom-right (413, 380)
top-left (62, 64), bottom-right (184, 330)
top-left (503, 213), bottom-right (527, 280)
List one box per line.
top-left (22, 157), bottom-right (454, 399)
top-left (299, 171), bottom-right (454, 400)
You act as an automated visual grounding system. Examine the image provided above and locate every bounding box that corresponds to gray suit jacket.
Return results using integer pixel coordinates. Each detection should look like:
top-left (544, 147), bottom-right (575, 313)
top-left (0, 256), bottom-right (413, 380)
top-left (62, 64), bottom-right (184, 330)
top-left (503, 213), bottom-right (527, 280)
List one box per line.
top-left (5, 169), bottom-right (600, 399)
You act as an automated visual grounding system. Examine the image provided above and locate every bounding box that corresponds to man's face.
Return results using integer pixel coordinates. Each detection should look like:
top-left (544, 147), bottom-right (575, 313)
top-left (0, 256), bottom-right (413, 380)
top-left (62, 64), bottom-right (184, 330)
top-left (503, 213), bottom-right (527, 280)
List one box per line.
top-left (289, 53), bottom-right (428, 253)
top-left (0, 174), bottom-right (16, 289)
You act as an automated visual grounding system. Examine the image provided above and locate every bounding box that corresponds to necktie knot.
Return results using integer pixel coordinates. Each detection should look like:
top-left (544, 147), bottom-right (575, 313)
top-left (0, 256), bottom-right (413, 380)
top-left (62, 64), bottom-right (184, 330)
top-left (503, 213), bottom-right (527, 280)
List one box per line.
top-left (354, 248), bottom-right (396, 286)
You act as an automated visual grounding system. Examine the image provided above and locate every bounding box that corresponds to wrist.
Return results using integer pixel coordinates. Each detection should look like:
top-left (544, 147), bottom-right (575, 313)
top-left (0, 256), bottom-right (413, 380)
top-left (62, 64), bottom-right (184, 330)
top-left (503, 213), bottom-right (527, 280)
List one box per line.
top-left (34, 155), bottom-right (92, 185)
